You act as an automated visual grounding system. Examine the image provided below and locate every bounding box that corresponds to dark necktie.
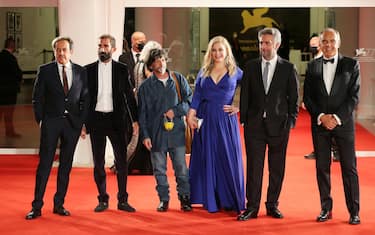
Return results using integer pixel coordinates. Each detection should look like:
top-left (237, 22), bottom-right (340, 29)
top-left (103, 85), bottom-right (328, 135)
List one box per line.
top-left (136, 53), bottom-right (140, 62)
top-left (263, 62), bottom-right (270, 93)
top-left (62, 65), bottom-right (69, 95)
top-left (323, 58), bottom-right (334, 64)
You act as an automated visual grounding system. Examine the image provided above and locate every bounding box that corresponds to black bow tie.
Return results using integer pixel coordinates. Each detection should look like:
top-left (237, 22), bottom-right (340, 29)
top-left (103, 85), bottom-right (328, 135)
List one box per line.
top-left (323, 58), bottom-right (334, 64)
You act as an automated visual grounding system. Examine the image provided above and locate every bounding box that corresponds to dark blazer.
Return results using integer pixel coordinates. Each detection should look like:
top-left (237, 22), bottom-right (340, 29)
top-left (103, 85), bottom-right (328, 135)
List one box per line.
top-left (0, 49), bottom-right (22, 97)
top-left (119, 52), bottom-right (136, 87)
top-left (32, 61), bottom-right (89, 129)
top-left (85, 60), bottom-right (138, 133)
top-left (303, 54), bottom-right (360, 132)
top-left (240, 56), bottom-right (299, 136)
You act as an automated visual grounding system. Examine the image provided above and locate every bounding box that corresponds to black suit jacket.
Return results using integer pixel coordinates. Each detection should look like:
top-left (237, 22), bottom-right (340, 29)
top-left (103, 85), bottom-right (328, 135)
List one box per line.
top-left (240, 56), bottom-right (299, 136)
top-left (119, 52), bottom-right (136, 87)
top-left (85, 60), bottom-right (138, 133)
top-left (303, 54), bottom-right (360, 132)
top-left (32, 61), bottom-right (89, 129)
top-left (0, 49), bottom-right (22, 96)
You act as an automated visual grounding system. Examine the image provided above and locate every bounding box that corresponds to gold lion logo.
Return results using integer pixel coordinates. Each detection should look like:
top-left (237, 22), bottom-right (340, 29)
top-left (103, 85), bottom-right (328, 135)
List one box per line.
top-left (240, 8), bottom-right (280, 34)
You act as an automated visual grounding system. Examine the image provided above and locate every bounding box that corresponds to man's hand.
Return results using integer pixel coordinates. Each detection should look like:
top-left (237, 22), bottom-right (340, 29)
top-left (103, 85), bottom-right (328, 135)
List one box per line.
top-left (132, 122), bottom-right (139, 136)
top-left (320, 114), bottom-right (338, 130)
top-left (143, 138), bottom-right (152, 151)
top-left (164, 109), bottom-right (175, 120)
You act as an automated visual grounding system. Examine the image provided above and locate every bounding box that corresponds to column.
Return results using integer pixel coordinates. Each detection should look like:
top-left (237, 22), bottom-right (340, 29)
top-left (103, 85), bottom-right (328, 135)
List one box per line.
top-left (357, 8), bottom-right (375, 120)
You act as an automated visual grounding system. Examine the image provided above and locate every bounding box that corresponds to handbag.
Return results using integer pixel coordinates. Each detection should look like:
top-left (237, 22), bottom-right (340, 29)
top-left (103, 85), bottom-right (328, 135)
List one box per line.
top-left (171, 71), bottom-right (193, 154)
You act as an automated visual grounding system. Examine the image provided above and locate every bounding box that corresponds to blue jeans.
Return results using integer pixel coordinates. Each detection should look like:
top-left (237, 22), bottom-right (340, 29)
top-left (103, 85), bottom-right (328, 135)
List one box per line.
top-left (151, 146), bottom-right (190, 202)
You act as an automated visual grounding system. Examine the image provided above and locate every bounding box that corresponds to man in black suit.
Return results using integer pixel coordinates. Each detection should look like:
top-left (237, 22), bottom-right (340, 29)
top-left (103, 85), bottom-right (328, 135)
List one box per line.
top-left (118, 31), bottom-right (153, 175)
top-left (303, 28), bottom-right (360, 225)
top-left (85, 34), bottom-right (138, 213)
top-left (26, 36), bottom-right (90, 220)
top-left (0, 37), bottom-right (23, 138)
top-left (238, 27), bottom-right (299, 221)
top-left (119, 31), bottom-right (146, 87)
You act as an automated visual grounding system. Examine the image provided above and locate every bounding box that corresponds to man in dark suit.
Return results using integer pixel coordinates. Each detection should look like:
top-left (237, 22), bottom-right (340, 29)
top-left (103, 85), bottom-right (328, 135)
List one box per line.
top-left (85, 34), bottom-right (138, 213)
top-left (26, 36), bottom-right (89, 220)
top-left (238, 27), bottom-right (299, 221)
top-left (118, 31), bottom-right (146, 87)
top-left (0, 37), bottom-right (23, 138)
top-left (303, 28), bottom-right (360, 225)
top-left (118, 31), bottom-right (153, 175)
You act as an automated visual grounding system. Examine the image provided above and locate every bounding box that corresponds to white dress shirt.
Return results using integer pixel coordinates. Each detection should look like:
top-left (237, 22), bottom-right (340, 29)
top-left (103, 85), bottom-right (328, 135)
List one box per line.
top-left (95, 60), bottom-right (113, 113)
top-left (317, 53), bottom-right (341, 126)
top-left (261, 55), bottom-right (278, 94)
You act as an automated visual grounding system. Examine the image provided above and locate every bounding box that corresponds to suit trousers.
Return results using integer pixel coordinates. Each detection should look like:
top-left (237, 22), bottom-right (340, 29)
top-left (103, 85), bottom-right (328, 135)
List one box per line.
top-left (90, 112), bottom-right (129, 203)
top-left (32, 116), bottom-right (80, 209)
top-left (244, 121), bottom-right (290, 211)
top-left (313, 129), bottom-right (360, 215)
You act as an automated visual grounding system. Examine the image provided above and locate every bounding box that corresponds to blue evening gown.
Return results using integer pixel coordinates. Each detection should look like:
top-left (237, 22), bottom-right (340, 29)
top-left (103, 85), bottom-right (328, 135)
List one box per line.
top-left (189, 68), bottom-right (245, 213)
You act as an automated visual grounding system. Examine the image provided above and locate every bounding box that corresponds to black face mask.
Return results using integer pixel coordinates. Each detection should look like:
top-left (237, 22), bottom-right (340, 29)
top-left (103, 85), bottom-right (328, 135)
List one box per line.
top-left (99, 52), bottom-right (111, 62)
top-left (137, 43), bottom-right (145, 51)
top-left (309, 46), bottom-right (318, 57)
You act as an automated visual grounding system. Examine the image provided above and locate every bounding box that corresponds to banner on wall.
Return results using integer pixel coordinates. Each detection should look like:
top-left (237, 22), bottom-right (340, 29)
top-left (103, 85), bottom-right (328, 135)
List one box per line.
top-left (209, 8), bottom-right (310, 67)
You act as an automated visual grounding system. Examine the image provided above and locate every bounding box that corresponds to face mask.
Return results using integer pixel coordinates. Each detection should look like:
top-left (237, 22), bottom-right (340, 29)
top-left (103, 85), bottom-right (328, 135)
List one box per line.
top-left (309, 46), bottom-right (318, 56)
top-left (137, 43), bottom-right (145, 51)
top-left (99, 52), bottom-right (111, 62)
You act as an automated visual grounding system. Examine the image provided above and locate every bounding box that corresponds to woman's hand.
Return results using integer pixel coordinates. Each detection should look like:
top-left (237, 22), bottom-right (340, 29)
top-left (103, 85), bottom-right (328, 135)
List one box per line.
top-left (187, 108), bottom-right (198, 129)
top-left (223, 105), bottom-right (239, 116)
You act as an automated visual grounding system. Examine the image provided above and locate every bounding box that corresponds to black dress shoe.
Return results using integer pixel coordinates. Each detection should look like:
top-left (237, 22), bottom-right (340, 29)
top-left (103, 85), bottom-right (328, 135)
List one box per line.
top-left (237, 209), bottom-right (258, 221)
top-left (118, 202), bottom-right (136, 212)
top-left (349, 215), bottom-right (360, 225)
top-left (266, 208), bottom-right (284, 218)
top-left (157, 201), bottom-right (169, 212)
top-left (316, 210), bottom-right (332, 222)
top-left (304, 152), bottom-right (316, 159)
top-left (180, 196), bottom-right (192, 212)
top-left (53, 206), bottom-right (71, 216)
top-left (25, 209), bottom-right (41, 220)
top-left (94, 202), bottom-right (109, 212)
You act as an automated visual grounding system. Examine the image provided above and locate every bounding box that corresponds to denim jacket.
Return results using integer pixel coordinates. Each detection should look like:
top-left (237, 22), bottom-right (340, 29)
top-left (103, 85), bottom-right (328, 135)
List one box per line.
top-left (138, 70), bottom-right (192, 152)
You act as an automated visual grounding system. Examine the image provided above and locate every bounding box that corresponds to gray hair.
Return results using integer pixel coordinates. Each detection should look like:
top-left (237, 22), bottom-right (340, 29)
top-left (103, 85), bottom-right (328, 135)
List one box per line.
top-left (52, 36), bottom-right (74, 50)
top-left (258, 27), bottom-right (282, 45)
top-left (320, 28), bottom-right (341, 48)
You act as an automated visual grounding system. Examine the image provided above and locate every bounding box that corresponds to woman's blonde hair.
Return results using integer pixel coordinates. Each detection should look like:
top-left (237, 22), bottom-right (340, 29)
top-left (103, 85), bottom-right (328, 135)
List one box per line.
top-left (202, 35), bottom-right (237, 78)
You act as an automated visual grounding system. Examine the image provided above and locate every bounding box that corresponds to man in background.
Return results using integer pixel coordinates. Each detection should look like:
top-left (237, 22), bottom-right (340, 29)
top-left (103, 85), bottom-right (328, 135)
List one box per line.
top-left (119, 31), bottom-right (146, 87)
top-left (118, 31), bottom-right (153, 175)
top-left (0, 37), bottom-right (23, 138)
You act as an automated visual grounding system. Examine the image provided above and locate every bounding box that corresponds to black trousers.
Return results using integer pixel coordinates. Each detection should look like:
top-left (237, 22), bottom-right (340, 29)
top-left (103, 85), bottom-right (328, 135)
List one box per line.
top-left (90, 112), bottom-right (129, 203)
top-left (313, 129), bottom-right (360, 215)
top-left (244, 122), bottom-right (290, 211)
top-left (32, 116), bottom-right (80, 209)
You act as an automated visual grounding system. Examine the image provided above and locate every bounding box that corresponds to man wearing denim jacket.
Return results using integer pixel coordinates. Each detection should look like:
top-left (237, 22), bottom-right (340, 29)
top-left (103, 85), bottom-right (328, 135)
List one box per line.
top-left (137, 48), bottom-right (192, 212)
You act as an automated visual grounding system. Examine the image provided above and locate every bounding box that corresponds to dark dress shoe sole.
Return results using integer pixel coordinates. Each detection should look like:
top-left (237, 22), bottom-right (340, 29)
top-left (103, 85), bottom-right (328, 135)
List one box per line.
top-left (349, 216), bottom-right (361, 225)
top-left (25, 210), bottom-right (41, 220)
top-left (53, 208), bottom-right (71, 216)
top-left (316, 211), bottom-right (332, 222)
top-left (237, 210), bottom-right (258, 221)
top-left (266, 209), bottom-right (284, 219)
top-left (118, 203), bottom-right (136, 212)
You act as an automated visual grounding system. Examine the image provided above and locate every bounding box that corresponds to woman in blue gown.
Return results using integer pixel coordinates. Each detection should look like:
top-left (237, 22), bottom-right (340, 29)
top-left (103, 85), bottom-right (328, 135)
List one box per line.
top-left (187, 36), bottom-right (245, 214)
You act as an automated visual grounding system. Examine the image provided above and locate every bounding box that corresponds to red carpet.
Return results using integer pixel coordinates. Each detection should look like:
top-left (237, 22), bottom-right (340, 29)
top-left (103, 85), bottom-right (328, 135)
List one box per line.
top-left (0, 110), bottom-right (374, 235)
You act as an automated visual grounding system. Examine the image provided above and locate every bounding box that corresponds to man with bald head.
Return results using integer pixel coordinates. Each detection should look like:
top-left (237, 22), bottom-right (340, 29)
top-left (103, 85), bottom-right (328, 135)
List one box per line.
top-left (304, 28), bottom-right (361, 225)
top-left (119, 31), bottom-right (146, 87)
top-left (304, 34), bottom-right (340, 162)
